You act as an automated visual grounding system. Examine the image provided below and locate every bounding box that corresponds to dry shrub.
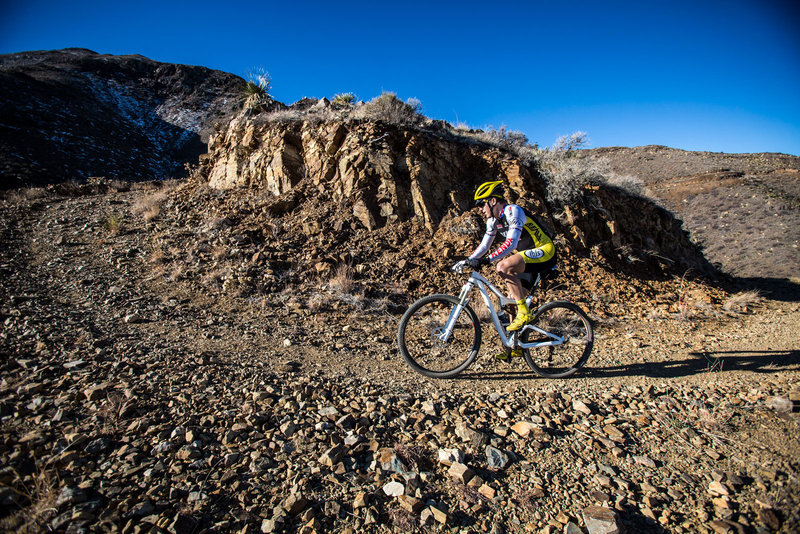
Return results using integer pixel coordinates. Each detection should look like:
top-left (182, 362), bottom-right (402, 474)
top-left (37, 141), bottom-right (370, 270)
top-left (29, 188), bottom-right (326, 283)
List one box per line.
top-left (2, 187), bottom-right (47, 203)
top-left (393, 443), bottom-right (432, 472)
top-left (99, 391), bottom-right (134, 433)
top-left (0, 464), bottom-right (60, 533)
top-left (132, 188), bottom-right (170, 222)
top-left (353, 92), bottom-right (424, 126)
top-left (538, 149), bottom-right (607, 206)
top-left (101, 212), bottom-right (124, 234)
top-left (388, 505), bottom-right (417, 531)
top-left (451, 124), bottom-right (539, 164)
top-left (723, 290), bottom-right (763, 314)
top-left (329, 263), bottom-right (355, 294)
top-left (551, 131), bottom-right (589, 152)
top-left (108, 179), bottom-right (130, 192)
top-left (515, 488), bottom-right (545, 513)
top-left (308, 292), bottom-right (327, 313)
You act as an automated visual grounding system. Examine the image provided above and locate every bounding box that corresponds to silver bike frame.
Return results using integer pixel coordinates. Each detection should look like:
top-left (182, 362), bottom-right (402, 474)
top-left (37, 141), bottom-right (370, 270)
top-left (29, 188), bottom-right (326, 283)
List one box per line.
top-left (441, 270), bottom-right (564, 350)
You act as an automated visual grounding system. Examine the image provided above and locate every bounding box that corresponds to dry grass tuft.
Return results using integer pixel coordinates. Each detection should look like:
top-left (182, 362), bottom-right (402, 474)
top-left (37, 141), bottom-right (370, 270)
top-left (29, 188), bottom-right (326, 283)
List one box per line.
top-left (388, 505), bottom-right (418, 531)
top-left (0, 464), bottom-right (60, 533)
top-left (131, 181), bottom-right (178, 222)
top-left (353, 92), bottom-right (424, 126)
top-left (723, 290), bottom-right (763, 314)
top-left (471, 298), bottom-right (495, 324)
top-left (329, 263), bottom-right (355, 294)
top-left (101, 212), bottom-right (124, 234)
top-left (393, 442), bottom-right (432, 472)
top-left (132, 189), bottom-right (169, 222)
top-left (2, 187), bottom-right (47, 203)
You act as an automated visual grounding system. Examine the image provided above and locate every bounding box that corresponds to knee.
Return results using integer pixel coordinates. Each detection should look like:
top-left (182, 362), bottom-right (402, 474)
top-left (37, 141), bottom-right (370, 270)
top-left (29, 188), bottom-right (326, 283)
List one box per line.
top-left (496, 260), bottom-right (513, 276)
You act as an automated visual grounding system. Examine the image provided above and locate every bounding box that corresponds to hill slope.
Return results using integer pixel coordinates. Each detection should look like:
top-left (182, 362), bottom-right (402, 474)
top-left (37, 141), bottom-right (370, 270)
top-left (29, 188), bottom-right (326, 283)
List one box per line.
top-left (579, 146), bottom-right (800, 285)
top-left (0, 48), bottom-right (245, 187)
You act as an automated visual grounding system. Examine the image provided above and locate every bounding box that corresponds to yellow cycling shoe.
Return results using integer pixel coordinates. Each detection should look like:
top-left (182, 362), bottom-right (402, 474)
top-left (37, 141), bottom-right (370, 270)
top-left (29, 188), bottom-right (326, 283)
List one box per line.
top-left (507, 311), bottom-right (533, 331)
top-left (494, 348), bottom-right (523, 362)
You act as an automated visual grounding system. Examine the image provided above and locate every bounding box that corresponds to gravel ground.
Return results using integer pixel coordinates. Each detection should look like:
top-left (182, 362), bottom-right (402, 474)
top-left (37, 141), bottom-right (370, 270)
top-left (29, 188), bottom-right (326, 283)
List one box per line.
top-left (1, 185), bottom-right (798, 534)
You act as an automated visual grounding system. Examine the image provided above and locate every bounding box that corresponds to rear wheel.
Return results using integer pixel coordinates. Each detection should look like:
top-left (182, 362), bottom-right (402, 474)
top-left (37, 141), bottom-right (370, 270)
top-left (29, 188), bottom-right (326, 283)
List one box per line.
top-left (397, 294), bottom-right (481, 378)
top-left (521, 301), bottom-right (593, 378)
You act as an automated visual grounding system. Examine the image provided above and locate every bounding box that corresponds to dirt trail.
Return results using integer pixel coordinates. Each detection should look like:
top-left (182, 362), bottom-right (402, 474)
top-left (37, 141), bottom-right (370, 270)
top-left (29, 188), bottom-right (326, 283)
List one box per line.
top-left (2, 189), bottom-right (799, 533)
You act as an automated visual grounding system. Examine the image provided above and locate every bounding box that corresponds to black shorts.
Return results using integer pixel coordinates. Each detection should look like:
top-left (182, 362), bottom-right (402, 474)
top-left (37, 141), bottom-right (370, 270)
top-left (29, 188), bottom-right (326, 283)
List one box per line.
top-left (518, 254), bottom-right (558, 290)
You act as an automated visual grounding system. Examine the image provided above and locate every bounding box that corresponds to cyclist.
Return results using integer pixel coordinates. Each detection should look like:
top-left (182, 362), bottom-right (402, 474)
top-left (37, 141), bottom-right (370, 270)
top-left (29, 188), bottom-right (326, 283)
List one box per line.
top-left (461, 180), bottom-right (557, 358)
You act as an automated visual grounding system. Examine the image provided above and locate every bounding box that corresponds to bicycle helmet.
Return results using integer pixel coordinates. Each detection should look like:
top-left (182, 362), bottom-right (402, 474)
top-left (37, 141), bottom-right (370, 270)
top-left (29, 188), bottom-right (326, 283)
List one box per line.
top-left (474, 180), bottom-right (505, 206)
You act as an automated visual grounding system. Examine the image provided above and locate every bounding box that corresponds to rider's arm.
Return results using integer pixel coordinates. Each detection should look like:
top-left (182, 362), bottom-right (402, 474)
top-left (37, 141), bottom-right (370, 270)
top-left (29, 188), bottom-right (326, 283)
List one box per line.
top-left (488, 205), bottom-right (524, 261)
top-left (468, 218), bottom-right (497, 260)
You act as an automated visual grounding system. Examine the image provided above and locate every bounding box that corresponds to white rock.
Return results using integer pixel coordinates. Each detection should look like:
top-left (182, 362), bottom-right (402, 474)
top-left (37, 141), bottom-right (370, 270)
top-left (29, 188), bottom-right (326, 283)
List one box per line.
top-left (382, 481), bottom-right (405, 497)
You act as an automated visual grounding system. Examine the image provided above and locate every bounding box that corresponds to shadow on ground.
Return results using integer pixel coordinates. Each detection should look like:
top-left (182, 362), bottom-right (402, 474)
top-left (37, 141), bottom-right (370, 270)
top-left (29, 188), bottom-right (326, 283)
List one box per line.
top-left (728, 277), bottom-right (800, 303)
top-left (458, 350), bottom-right (799, 381)
top-left (582, 350), bottom-right (800, 379)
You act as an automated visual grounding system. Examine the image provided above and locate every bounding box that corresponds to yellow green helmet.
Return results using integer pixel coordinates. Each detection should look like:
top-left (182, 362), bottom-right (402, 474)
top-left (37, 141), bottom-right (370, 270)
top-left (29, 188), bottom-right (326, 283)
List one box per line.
top-left (473, 180), bottom-right (505, 205)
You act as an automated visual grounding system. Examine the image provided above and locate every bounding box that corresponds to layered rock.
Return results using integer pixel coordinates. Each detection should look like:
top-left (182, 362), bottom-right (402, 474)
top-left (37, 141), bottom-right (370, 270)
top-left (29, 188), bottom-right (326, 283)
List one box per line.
top-left (205, 114), bottom-right (713, 275)
top-left (207, 116), bottom-right (542, 233)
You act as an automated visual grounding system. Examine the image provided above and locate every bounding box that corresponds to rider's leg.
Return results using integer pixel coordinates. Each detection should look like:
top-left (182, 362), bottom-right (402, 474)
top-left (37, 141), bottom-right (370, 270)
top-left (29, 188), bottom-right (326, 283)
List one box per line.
top-left (497, 254), bottom-right (526, 300)
top-left (496, 254), bottom-right (532, 331)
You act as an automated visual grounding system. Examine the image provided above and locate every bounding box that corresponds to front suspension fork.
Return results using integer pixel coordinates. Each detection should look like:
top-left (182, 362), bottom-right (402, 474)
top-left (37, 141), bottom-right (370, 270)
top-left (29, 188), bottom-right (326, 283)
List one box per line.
top-left (440, 282), bottom-right (474, 341)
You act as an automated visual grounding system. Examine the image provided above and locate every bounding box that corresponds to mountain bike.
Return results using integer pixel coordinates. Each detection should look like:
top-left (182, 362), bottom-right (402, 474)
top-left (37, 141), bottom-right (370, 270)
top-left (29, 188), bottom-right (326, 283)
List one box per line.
top-left (397, 261), bottom-right (593, 379)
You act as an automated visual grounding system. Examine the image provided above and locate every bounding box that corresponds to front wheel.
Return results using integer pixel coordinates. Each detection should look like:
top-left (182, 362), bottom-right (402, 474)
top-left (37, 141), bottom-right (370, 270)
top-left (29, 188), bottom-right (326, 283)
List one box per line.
top-left (521, 301), bottom-right (593, 378)
top-left (397, 294), bottom-right (482, 378)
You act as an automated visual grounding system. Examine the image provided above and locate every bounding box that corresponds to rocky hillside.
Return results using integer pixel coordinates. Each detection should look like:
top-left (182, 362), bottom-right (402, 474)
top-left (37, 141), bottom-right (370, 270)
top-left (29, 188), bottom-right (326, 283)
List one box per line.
top-left (0, 49), bottom-right (246, 188)
top-left (203, 108), bottom-right (716, 288)
top-left (578, 147), bottom-right (800, 285)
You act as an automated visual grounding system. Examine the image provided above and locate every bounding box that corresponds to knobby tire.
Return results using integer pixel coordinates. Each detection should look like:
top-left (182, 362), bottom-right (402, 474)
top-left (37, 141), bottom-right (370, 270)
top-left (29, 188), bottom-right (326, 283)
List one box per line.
top-left (397, 294), bottom-right (481, 378)
top-left (521, 300), bottom-right (593, 378)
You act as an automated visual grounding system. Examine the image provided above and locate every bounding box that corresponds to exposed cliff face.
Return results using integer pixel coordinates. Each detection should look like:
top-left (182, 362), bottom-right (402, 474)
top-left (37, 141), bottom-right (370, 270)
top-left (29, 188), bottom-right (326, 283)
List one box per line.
top-left (0, 48), bottom-right (246, 188)
top-left (207, 116), bottom-right (545, 232)
top-left (204, 114), bottom-right (713, 277)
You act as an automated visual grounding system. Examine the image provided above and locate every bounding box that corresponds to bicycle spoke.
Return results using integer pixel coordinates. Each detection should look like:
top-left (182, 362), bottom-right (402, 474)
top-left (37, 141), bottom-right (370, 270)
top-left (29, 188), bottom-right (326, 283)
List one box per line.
top-left (398, 295), bottom-right (481, 378)
top-left (522, 302), bottom-right (593, 378)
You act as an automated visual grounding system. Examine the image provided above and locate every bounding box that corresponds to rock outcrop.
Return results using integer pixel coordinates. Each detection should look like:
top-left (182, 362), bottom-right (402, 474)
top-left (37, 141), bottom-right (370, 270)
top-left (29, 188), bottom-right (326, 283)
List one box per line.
top-left (207, 116), bottom-right (542, 232)
top-left (205, 113), bottom-right (714, 277)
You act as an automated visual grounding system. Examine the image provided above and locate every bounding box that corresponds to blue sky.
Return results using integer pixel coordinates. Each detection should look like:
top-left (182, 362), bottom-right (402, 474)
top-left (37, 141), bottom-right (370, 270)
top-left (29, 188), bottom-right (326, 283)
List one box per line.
top-left (2, 0), bottom-right (799, 155)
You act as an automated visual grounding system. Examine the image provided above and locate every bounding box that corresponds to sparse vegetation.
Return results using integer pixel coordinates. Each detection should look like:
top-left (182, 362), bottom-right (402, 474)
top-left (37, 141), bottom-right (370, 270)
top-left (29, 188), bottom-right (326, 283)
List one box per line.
top-left (329, 263), bottom-right (355, 294)
top-left (242, 68), bottom-right (272, 112)
top-left (332, 92), bottom-right (356, 106)
top-left (132, 187), bottom-right (170, 222)
top-left (537, 143), bottom-right (607, 206)
top-left (101, 212), bottom-right (124, 234)
top-left (0, 464), bottom-right (60, 533)
top-left (3, 50), bottom-right (800, 534)
top-left (723, 290), bottom-right (763, 314)
top-left (353, 92), bottom-right (425, 126)
top-left (551, 131), bottom-right (590, 152)
top-left (388, 505), bottom-right (418, 531)
top-left (2, 186), bottom-right (46, 202)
